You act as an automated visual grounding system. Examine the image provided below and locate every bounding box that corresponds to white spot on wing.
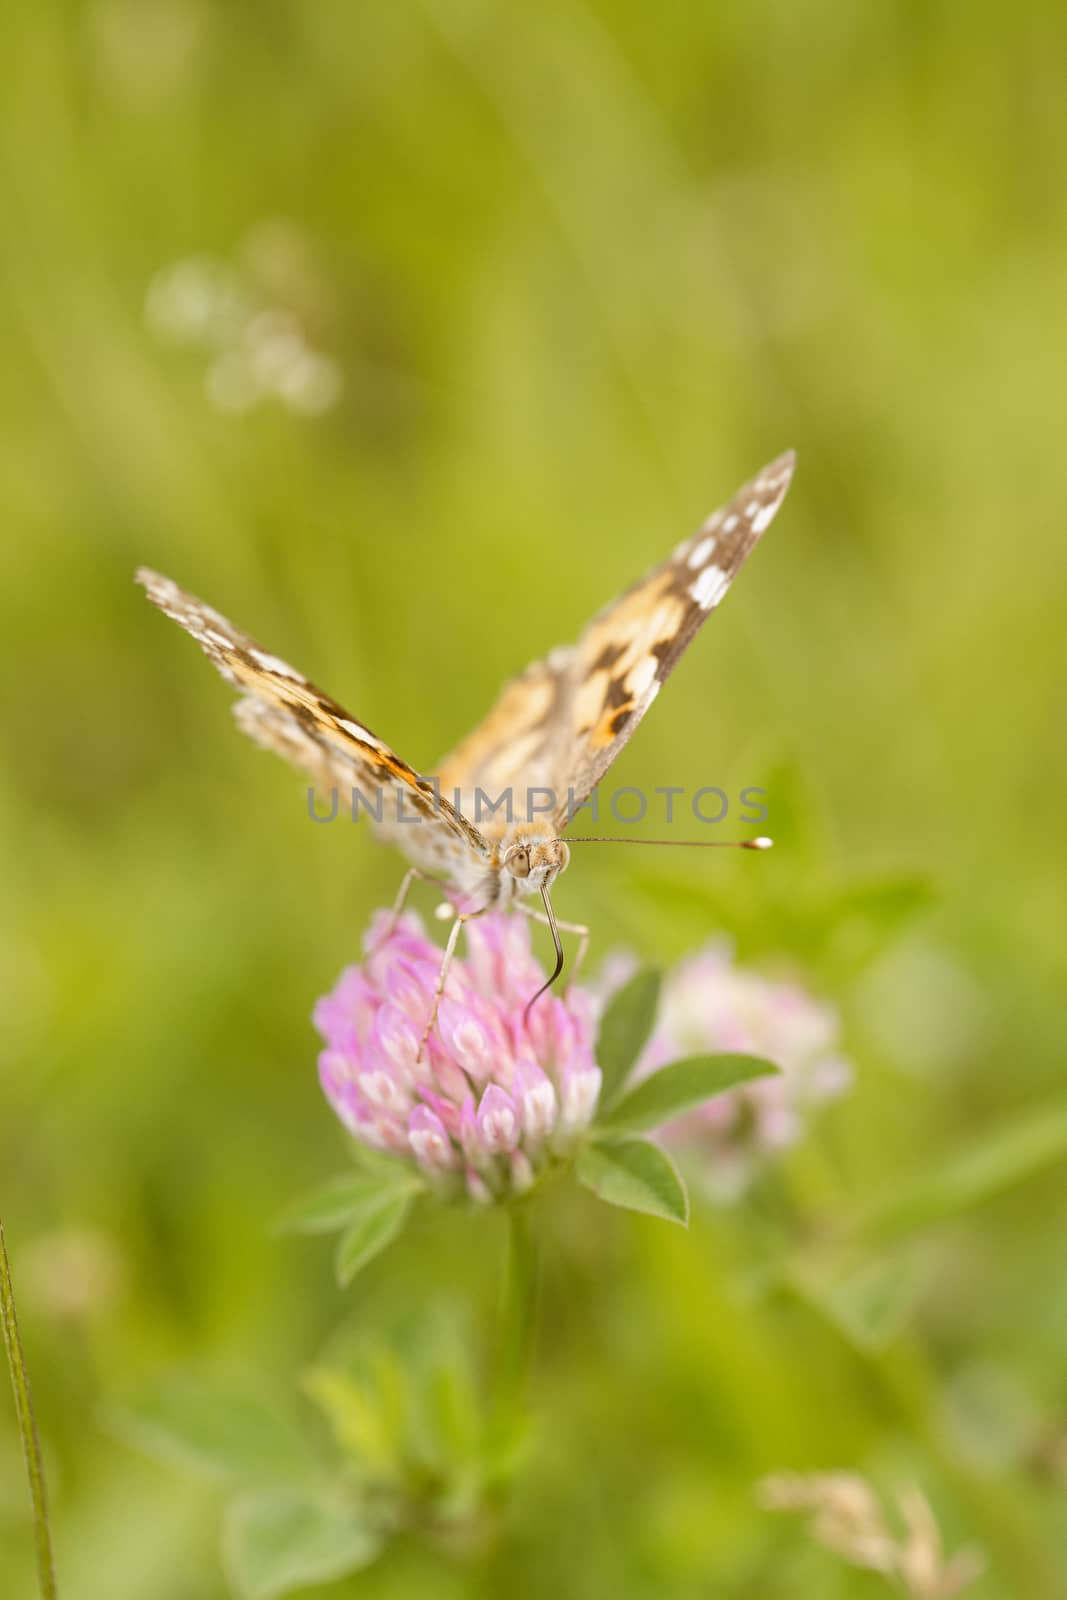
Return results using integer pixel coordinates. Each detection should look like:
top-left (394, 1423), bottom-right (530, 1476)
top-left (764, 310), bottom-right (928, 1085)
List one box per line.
top-left (336, 717), bottom-right (376, 746)
top-left (689, 564), bottom-right (730, 609)
top-left (687, 534), bottom-right (717, 569)
top-left (250, 648), bottom-right (302, 680)
top-left (626, 654), bottom-right (658, 696)
top-left (723, 513), bottom-right (739, 533)
top-left (752, 500), bottom-right (778, 534)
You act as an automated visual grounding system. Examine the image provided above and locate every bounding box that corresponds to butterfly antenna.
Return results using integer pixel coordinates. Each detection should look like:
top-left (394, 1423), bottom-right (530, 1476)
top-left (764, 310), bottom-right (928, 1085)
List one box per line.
top-left (562, 836), bottom-right (773, 850)
top-left (523, 884), bottom-right (565, 1025)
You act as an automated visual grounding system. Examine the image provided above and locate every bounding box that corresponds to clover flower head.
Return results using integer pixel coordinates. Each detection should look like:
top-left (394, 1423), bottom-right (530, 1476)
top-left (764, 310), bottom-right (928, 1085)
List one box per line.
top-left (314, 910), bottom-right (601, 1202)
top-left (632, 940), bottom-right (852, 1196)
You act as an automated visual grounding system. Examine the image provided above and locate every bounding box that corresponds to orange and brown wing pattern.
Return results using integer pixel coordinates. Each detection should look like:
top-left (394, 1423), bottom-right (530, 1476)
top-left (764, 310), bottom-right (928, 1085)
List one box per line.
top-left (136, 569), bottom-right (489, 870)
top-left (548, 451), bottom-right (796, 826)
top-left (434, 650), bottom-right (574, 822)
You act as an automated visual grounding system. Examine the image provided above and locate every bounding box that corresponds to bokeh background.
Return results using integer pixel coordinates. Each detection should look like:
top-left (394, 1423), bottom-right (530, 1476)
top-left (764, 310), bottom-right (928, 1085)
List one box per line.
top-left (4, 3), bottom-right (1067, 1596)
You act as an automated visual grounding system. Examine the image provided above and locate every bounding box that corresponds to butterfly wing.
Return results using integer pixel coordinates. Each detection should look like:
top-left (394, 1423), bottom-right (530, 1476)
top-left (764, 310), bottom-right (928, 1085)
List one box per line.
top-left (136, 568), bottom-right (489, 874)
top-left (434, 452), bottom-right (795, 828)
top-left (435, 651), bottom-right (575, 823)
top-left (551, 451), bottom-right (795, 824)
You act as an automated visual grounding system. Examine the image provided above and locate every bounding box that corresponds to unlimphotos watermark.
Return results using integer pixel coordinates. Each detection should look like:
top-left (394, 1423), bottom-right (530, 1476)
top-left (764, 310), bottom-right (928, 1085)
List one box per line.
top-left (305, 782), bottom-right (768, 827)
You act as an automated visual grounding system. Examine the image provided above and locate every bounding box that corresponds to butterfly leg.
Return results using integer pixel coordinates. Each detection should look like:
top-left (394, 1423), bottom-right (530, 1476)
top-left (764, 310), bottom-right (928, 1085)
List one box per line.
top-left (416, 906), bottom-right (489, 1063)
top-left (515, 905), bottom-right (590, 988)
top-left (372, 866), bottom-right (450, 952)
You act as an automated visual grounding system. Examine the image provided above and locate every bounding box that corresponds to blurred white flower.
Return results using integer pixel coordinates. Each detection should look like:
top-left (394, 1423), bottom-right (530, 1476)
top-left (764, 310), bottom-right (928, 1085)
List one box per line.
top-left (275, 349), bottom-right (344, 415)
top-left (204, 350), bottom-right (260, 415)
top-left (145, 257), bottom-right (247, 347)
top-left (245, 308), bottom-right (307, 388)
top-left (244, 310), bottom-right (344, 414)
top-left (144, 236), bottom-right (343, 418)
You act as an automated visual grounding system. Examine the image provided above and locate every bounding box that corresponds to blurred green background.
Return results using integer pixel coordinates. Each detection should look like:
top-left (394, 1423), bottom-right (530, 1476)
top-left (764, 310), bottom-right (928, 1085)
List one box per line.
top-left (4, 2), bottom-right (1067, 1596)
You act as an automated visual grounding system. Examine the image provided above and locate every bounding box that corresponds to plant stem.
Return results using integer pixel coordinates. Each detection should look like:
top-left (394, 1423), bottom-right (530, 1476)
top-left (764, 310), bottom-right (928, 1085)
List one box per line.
top-left (0, 1217), bottom-right (58, 1600)
top-left (495, 1208), bottom-right (540, 1424)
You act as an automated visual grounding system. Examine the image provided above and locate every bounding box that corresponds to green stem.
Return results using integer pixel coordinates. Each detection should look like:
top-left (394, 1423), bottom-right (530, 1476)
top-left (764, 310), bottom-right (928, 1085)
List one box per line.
top-left (494, 1208), bottom-right (540, 1425)
top-left (0, 1217), bottom-right (58, 1600)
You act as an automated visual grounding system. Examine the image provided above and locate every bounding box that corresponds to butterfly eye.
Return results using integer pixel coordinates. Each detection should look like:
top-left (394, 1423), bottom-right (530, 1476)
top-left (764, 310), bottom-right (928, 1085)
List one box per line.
top-left (505, 846), bottom-right (531, 878)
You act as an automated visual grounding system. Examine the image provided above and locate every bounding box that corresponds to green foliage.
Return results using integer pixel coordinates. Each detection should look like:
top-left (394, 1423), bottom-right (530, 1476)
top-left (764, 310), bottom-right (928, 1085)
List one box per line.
top-left (276, 1166), bottom-right (422, 1284)
top-left (111, 1379), bottom-right (323, 1489)
top-left (789, 1249), bottom-right (931, 1354)
top-left (303, 1362), bottom-right (409, 1480)
top-left (113, 1306), bottom-right (521, 1598)
top-left (595, 967), bottom-right (662, 1107)
top-left (335, 1190), bottom-right (416, 1287)
top-left (276, 1169), bottom-right (422, 1236)
top-left (223, 1490), bottom-right (382, 1600)
top-left (577, 1138), bottom-right (690, 1226)
top-left (851, 1097), bottom-right (1067, 1244)
top-left (600, 1053), bottom-right (779, 1135)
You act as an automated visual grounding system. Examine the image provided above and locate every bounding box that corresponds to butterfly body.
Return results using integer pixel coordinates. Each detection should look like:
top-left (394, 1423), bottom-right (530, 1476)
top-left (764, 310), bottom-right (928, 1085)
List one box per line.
top-left (137, 451), bottom-right (795, 929)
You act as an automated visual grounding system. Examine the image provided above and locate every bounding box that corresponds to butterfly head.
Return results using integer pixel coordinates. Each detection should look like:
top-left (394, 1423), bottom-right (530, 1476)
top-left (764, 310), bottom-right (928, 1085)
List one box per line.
top-left (501, 826), bottom-right (570, 895)
top-left (500, 825), bottom-right (571, 1023)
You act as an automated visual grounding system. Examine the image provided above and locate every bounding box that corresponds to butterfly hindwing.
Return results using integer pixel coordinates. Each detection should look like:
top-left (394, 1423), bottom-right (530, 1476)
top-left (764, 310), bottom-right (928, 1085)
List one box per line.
top-left (434, 650), bottom-right (575, 824)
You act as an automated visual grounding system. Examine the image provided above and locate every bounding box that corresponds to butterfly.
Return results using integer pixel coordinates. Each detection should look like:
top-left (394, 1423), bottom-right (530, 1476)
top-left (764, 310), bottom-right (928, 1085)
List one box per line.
top-left (137, 450), bottom-right (794, 1022)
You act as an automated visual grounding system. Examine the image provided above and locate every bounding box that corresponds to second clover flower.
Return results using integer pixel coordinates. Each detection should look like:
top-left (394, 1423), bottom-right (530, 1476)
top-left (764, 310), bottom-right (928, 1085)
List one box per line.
top-left (633, 940), bottom-right (852, 1197)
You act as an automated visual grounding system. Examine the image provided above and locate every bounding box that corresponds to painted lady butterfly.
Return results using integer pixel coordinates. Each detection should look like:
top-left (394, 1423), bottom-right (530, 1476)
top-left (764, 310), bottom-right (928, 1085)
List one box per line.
top-left (138, 451), bottom-right (794, 1009)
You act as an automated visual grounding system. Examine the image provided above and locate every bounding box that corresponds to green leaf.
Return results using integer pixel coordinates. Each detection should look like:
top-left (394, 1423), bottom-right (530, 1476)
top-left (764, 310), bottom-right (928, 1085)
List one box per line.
top-left (791, 1250), bottom-right (929, 1352)
top-left (110, 1378), bottom-right (321, 1488)
top-left (576, 1137), bottom-right (689, 1226)
top-left (303, 1363), bottom-right (407, 1476)
top-left (854, 1098), bottom-right (1067, 1242)
top-left (596, 967), bottom-right (662, 1108)
top-left (423, 1357), bottom-right (482, 1472)
top-left (224, 1489), bottom-right (383, 1600)
top-left (335, 1190), bottom-right (413, 1286)
top-left (601, 1053), bottom-right (779, 1134)
top-left (275, 1168), bottom-right (421, 1236)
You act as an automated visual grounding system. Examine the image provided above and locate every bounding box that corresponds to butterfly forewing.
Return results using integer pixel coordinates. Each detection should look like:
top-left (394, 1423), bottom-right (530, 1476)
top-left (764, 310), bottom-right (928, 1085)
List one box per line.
top-left (431, 453), bottom-right (794, 828)
top-left (546, 451), bottom-right (795, 825)
top-left (135, 568), bottom-right (489, 874)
